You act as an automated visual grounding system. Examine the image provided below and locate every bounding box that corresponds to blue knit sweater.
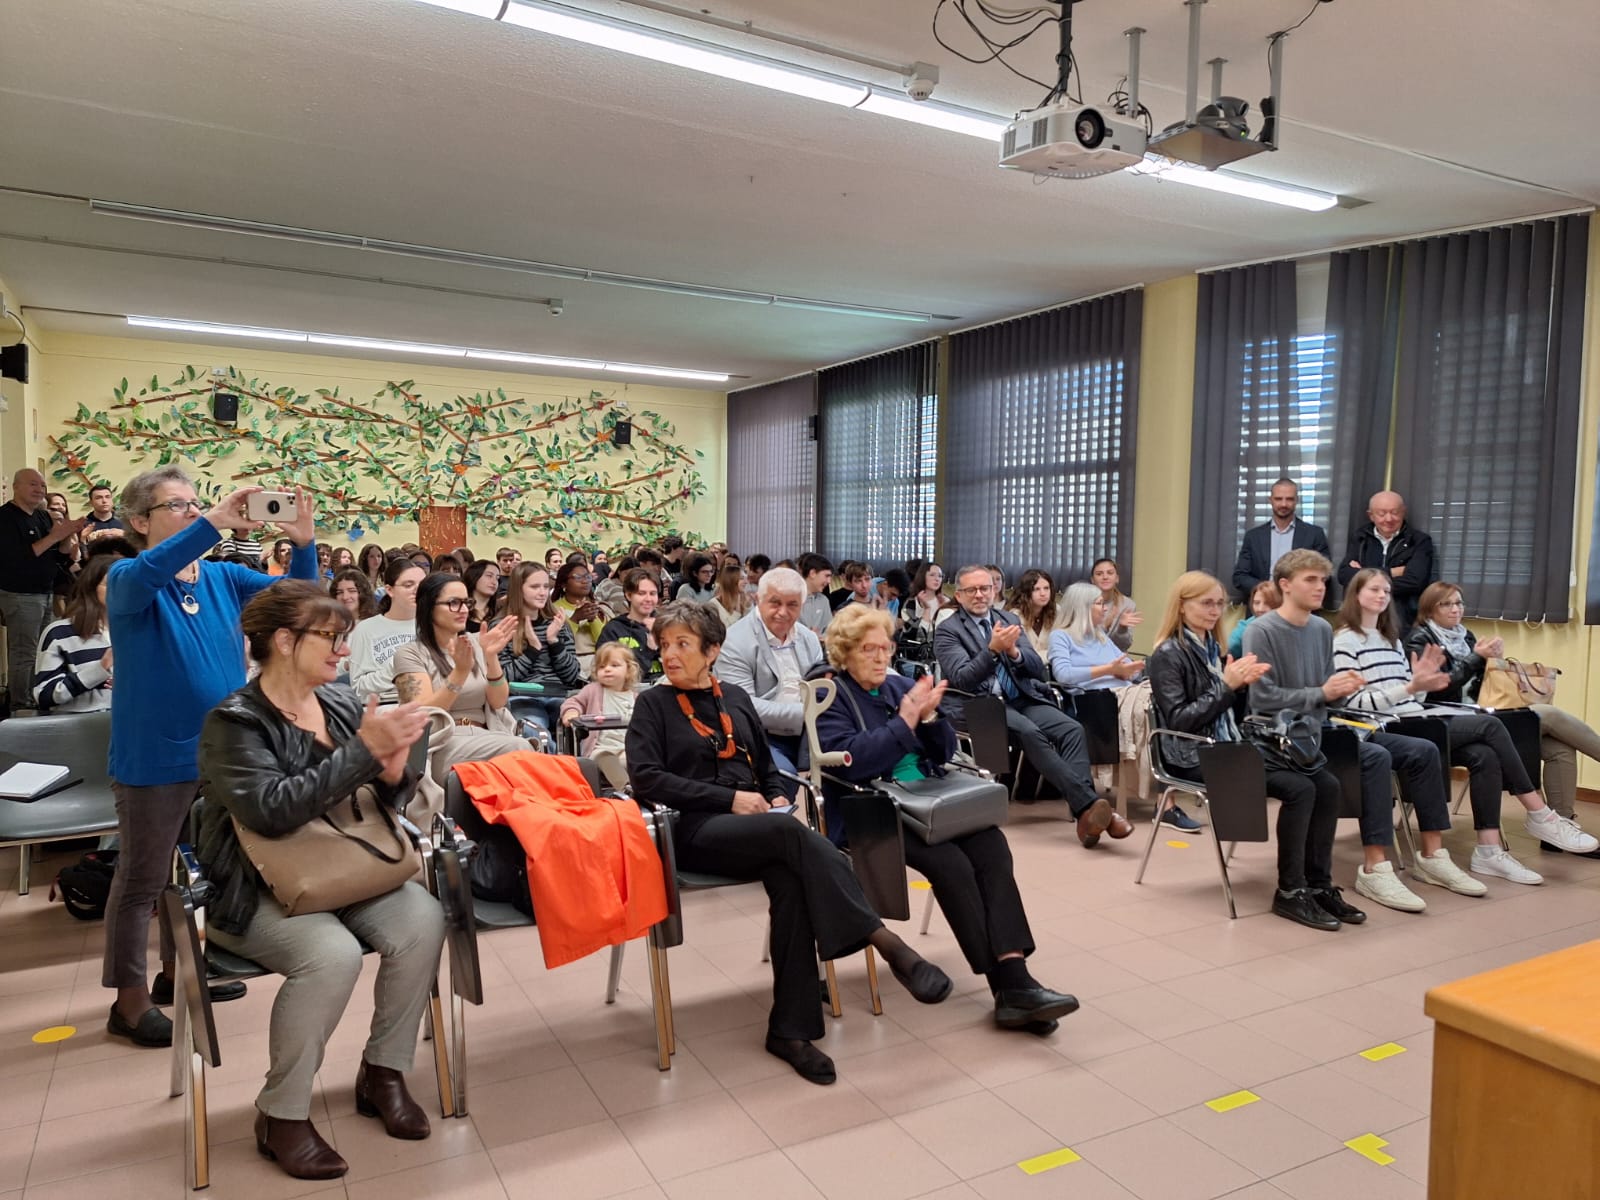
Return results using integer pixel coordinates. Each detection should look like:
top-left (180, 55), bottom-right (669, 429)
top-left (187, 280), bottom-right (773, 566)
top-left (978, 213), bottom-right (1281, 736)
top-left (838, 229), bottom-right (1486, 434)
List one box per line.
top-left (107, 519), bottom-right (317, 786)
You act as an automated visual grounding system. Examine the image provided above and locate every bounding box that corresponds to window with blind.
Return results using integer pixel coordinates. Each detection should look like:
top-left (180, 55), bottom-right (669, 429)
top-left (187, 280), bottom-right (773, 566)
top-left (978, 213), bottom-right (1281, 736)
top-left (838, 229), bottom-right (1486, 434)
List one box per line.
top-left (816, 342), bottom-right (939, 569)
top-left (725, 375), bottom-right (817, 559)
top-left (942, 290), bottom-right (1143, 587)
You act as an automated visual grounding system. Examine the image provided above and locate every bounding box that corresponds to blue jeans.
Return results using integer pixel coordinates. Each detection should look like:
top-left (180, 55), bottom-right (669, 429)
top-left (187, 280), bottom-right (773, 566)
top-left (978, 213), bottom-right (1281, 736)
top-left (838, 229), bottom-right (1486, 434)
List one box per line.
top-left (767, 734), bottom-right (802, 800)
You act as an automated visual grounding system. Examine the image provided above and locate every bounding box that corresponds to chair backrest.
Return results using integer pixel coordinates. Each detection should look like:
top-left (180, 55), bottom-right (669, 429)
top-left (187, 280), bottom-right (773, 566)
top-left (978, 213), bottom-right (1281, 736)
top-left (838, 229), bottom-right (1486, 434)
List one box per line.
top-left (1323, 726), bottom-right (1364, 819)
top-left (1065, 689), bottom-right (1119, 765)
top-left (1384, 715), bottom-right (1452, 797)
top-left (1490, 708), bottom-right (1542, 789)
top-left (1195, 742), bottom-right (1270, 843)
top-left (960, 694), bottom-right (1013, 778)
top-left (0, 711), bottom-right (112, 785)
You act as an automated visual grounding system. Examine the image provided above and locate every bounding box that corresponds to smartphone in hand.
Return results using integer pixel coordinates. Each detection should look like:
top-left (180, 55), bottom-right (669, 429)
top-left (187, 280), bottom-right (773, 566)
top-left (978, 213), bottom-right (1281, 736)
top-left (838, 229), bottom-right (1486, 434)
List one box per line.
top-left (245, 491), bottom-right (299, 523)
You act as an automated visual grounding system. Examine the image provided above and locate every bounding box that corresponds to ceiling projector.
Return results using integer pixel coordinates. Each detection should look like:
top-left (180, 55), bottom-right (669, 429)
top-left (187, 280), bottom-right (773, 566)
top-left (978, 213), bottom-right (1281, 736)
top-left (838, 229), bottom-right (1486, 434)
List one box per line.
top-left (999, 103), bottom-right (1148, 179)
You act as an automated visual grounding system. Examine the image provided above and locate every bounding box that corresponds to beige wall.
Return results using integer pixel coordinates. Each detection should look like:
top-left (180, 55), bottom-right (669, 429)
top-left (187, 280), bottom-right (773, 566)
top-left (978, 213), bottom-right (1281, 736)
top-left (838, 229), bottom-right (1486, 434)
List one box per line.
top-left (25, 332), bottom-right (727, 558)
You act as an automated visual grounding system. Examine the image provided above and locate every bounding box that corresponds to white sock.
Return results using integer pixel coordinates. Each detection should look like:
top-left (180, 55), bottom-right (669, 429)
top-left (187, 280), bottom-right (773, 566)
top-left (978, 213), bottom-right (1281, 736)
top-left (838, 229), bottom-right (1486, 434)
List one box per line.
top-left (1473, 844), bottom-right (1499, 858)
top-left (1530, 806), bottom-right (1557, 823)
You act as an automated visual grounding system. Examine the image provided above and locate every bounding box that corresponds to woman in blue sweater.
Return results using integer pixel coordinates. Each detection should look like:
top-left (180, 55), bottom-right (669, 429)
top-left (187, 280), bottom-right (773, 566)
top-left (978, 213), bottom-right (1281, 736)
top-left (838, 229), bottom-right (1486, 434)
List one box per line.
top-left (102, 468), bottom-right (318, 1048)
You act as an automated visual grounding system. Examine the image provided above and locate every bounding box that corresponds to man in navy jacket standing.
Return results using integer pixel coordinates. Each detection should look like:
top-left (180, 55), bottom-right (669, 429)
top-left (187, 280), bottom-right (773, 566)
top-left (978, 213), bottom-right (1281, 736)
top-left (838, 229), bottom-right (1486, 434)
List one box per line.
top-left (1232, 477), bottom-right (1331, 602)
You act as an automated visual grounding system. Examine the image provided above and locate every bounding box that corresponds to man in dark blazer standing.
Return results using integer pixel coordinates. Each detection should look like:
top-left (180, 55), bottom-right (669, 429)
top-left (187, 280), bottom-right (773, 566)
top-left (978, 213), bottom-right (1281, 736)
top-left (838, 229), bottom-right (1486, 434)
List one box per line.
top-left (1232, 477), bottom-right (1332, 601)
top-left (934, 565), bottom-right (1130, 849)
top-left (1336, 490), bottom-right (1436, 630)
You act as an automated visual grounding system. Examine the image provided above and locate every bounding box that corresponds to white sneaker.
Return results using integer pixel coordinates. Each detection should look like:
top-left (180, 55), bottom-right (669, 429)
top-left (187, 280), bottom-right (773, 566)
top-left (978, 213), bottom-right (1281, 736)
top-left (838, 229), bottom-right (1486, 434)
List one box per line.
top-left (1411, 849), bottom-right (1489, 897)
top-left (1354, 861), bottom-right (1427, 913)
top-left (1470, 847), bottom-right (1544, 886)
top-left (1525, 811), bottom-right (1600, 854)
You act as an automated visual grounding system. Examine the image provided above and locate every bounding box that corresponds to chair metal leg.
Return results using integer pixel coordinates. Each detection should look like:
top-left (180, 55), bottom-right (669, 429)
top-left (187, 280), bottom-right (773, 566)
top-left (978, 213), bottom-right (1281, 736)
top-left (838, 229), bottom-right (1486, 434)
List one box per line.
top-left (1394, 796), bottom-right (1419, 870)
top-left (605, 943), bottom-right (625, 1005)
top-left (186, 1045), bottom-right (209, 1191)
top-left (823, 960), bottom-right (842, 1018)
top-left (449, 988), bottom-right (468, 1117)
top-left (1203, 797), bottom-right (1238, 919)
top-left (1452, 775), bottom-right (1469, 815)
top-left (170, 987), bottom-right (190, 1099)
top-left (1133, 788), bottom-right (1174, 884)
top-left (645, 937), bottom-right (672, 1071)
top-left (18, 844), bottom-right (29, 897)
top-left (1225, 842), bottom-right (1237, 864)
top-left (427, 980), bottom-right (455, 1120)
top-left (863, 947), bottom-right (883, 1016)
top-left (760, 918), bottom-right (770, 964)
top-left (918, 889), bottom-right (935, 935)
top-left (658, 944), bottom-right (676, 1055)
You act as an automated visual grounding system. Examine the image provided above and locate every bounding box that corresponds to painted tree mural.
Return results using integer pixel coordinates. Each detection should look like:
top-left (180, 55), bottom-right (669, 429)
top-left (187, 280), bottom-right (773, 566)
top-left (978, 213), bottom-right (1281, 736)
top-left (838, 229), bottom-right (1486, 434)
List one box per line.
top-left (46, 365), bottom-right (708, 549)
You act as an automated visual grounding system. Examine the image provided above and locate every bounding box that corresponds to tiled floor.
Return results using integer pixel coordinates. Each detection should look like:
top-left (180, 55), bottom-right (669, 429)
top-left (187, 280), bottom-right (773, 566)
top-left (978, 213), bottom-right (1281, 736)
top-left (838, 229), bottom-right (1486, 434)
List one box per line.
top-left (5, 795), bottom-right (1600, 1199)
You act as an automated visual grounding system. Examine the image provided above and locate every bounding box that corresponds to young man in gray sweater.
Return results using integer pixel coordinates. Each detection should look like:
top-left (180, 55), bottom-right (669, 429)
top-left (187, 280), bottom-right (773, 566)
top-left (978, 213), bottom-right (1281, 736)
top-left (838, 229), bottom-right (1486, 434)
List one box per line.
top-left (1244, 549), bottom-right (1479, 913)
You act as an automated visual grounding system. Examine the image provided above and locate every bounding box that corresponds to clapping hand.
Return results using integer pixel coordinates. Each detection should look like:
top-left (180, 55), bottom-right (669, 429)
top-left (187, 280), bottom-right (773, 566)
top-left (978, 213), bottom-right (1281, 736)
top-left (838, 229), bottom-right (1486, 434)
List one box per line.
top-left (1221, 653), bottom-right (1270, 690)
top-left (449, 633), bottom-right (476, 675)
top-left (546, 608), bottom-right (568, 641)
top-left (478, 616), bottom-right (518, 659)
top-left (987, 621), bottom-right (1022, 656)
top-left (357, 698), bottom-right (428, 783)
top-left (1475, 636), bottom-right (1505, 659)
top-left (1322, 670), bottom-right (1365, 701)
top-left (1408, 644), bottom-right (1449, 694)
top-left (1118, 609), bottom-right (1143, 629)
top-left (1108, 655), bottom-right (1142, 681)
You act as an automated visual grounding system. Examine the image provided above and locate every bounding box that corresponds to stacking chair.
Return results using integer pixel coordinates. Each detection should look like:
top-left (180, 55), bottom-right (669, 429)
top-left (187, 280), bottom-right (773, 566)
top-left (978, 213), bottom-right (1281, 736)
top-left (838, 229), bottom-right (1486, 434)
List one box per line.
top-left (161, 805), bottom-right (482, 1190)
top-left (0, 711), bottom-right (117, 895)
top-left (1135, 708), bottom-right (1270, 918)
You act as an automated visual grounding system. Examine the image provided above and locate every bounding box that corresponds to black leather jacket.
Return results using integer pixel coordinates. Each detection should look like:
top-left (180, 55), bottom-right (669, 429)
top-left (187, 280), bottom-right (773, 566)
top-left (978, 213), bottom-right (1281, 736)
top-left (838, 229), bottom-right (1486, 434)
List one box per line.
top-left (1147, 634), bottom-right (1239, 773)
top-left (196, 680), bottom-right (416, 935)
top-left (1401, 624), bottom-right (1484, 704)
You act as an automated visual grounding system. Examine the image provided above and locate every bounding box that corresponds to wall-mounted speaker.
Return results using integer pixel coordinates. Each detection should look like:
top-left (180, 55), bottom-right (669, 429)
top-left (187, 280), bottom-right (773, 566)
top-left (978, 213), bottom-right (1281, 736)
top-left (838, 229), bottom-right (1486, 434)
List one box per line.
top-left (0, 344), bottom-right (29, 384)
top-left (613, 419), bottom-right (632, 446)
top-left (212, 391), bottom-right (239, 425)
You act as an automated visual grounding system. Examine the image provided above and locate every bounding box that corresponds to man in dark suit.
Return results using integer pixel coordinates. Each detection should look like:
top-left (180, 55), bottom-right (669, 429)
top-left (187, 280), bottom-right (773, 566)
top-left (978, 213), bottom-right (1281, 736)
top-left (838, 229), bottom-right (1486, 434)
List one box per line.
top-left (934, 565), bottom-right (1131, 849)
top-left (1232, 477), bottom-right (1331, 601)
top-left (1336, 490), bottom-right (1436, 630)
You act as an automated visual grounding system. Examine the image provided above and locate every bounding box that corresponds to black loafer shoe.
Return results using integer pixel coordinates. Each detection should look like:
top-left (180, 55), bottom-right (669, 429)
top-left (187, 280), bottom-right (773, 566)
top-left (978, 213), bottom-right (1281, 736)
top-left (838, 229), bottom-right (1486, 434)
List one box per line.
top-left (765, 1035), bottom-right (836, 1085)
top-left (994, 986), bottom-right (1081, 1029)
top-left (107, 1003), bottom-right (173, 1047)
top-left (1312, 887), bottom-right (1367, 925)
top-left (1024, 1018), bottom-right (1060, 1036)
top-left (1272, 889), bottom-right (1341, 932)
top-left (891, 960), bottom-right (953, 1005)
top-left (151, 972), bottom-right (248, 1007)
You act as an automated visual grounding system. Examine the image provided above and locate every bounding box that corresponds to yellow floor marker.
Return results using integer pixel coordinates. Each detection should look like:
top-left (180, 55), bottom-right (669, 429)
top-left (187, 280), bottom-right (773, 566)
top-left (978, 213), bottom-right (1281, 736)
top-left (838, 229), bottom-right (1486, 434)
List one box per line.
top-left (31, 1026), bottom-right (76, 1044)
top-left (1165, 840), bottom-right (1190, 849)
top-left (1205, 1090), bottom-right (1260, 1113)
top-left (1344, 1134), bottom-right (1395, 1165)
top-left (1359, 1042), bottom-right (1407, 1062)
top-left (910, 880), bottom-right (933, 891)
top-left (1018, 1148), bottom-right (1082, 1175)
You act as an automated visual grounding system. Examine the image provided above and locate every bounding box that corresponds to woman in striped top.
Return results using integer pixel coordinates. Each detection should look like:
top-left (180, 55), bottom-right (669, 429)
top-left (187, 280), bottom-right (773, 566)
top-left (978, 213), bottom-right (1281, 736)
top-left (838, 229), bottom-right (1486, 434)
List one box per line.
top-left (1332, 568), bottom-right (1597, 885)
top-left (33, 554), bottom-right (115, 714)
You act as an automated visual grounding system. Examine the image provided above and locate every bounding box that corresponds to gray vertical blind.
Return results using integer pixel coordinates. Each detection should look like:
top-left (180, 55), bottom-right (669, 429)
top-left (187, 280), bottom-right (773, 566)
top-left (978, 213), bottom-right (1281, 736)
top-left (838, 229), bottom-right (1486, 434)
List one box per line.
top-left (942, 290), bottom-right (1142, 588)
top-left (816, 342), bottom-right (939, 570)
top-left (1391, 214), bottom-right (1588, 622)
top-left (725, 374), bottom-right (817, 559)
top-left (1187, 262), bottom-right (1298, 580)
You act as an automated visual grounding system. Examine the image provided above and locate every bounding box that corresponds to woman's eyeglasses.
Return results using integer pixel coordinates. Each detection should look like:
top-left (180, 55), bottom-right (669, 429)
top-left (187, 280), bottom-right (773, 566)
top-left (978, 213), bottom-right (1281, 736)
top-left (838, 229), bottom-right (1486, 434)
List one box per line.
top-left (299, 628), bottom-right (350, 651)
top-left (441, 598), bottom-right (472, 612)
top-left (145, 499), bottom-right (204, 516)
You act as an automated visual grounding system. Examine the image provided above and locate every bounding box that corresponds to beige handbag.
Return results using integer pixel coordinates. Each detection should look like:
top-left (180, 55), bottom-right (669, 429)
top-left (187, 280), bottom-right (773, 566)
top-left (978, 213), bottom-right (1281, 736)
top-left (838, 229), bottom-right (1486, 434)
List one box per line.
top-left (1478, 658), bottom-right (1559, 710)
top-left (232, 784), bottom-right (419, 916)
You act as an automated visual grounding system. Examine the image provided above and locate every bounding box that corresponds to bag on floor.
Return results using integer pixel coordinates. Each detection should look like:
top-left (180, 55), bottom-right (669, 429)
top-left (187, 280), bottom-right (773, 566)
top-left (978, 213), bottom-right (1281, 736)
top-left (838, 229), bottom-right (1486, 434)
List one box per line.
top-left (51, 849), bottom-right (119, 921)
top-left (1479, 658), bottom-right (1558, 710)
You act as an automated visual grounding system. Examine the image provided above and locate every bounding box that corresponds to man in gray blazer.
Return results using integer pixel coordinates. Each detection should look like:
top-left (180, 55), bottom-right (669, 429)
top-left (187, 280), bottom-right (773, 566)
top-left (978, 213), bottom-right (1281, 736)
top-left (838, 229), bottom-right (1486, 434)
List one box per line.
top-left (934, 565), bottom-right (1130, 849)
top-left (715, 566), bottom-right (822, 780)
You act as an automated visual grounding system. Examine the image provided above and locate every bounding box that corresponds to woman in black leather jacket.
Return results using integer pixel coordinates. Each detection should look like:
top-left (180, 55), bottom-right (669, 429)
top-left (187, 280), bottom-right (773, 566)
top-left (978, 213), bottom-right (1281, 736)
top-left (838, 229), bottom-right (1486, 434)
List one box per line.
top-left (1147, 571), bottom-right (1358, 931)
top-left (197, 582), bottom-right (443, 1182)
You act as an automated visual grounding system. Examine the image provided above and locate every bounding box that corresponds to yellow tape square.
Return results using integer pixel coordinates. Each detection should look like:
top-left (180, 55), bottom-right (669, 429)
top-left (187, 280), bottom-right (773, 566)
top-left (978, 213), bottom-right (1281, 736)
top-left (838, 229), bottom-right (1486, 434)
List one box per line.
top-left (909, 880), bottom-right (933, 891)
top-left (1344, 1133), bottom-right (1395, 1165)
top-left (1204, 1090), bottom-right (1260, 1113)
top-left (1017, 1148), bottom-right (1082, 1174)
top-left (1165, 840), bottom-right (1191, 849)
top-left (1359, 1042), bottom-right (1407, 1062)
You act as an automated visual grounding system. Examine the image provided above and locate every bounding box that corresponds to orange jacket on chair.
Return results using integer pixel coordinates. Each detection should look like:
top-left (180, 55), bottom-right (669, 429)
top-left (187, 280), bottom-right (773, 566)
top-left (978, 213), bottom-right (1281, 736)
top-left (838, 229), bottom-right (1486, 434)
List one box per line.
top-left (452, 752), bottom-right (668, 968)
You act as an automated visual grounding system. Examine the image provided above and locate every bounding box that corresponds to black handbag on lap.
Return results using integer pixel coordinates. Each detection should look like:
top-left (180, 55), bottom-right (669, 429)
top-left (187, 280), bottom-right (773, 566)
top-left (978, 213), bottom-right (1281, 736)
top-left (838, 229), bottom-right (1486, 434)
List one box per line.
top-left (1242, 711), bottom-right (1326, 774)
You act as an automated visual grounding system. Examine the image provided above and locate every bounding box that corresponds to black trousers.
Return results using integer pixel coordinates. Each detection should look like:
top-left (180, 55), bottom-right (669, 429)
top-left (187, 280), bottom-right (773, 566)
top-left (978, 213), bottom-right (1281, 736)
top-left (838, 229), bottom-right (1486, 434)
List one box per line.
top-left (1263, 767), bottom-right (1340, 892)
top-left (677, 813), bottom-right (882, 1042)
top-left (1446, 713), bottom-right (1536, 830)
top-left (905, 826), bottom-right (1033, 976)
top-left (1364, 733), bottom-right (1450, 845)
top-left (1005, 698), bottom-right (1099, 815)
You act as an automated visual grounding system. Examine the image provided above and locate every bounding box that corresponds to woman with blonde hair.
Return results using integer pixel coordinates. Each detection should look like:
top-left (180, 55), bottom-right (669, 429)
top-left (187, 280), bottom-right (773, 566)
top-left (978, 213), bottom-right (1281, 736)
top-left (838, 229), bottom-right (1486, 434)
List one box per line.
top-left (558, 641), bottom-right (640, 788)
top-left (1228, 579), bottom-right (1281, 659)
top-left (713, 557), bottom-right (752, 627)
top-left (497, 561), bottom-right (582, 735)
top-left (1146, 570), bottom-right (1358, 929)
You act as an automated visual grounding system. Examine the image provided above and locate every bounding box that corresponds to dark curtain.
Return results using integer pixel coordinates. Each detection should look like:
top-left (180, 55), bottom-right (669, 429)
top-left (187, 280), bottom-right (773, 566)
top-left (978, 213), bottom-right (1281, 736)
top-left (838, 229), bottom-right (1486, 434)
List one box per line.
top-left (1187, 262), bottom-right (1297, 580)
top-left (1391, 215), bottom-right (1588, 622)
top-left (1323, 245), bottom-right (1403, 557)
top-left (725, 374), bottom-right (816, 560)
top-left (816, 342), bottom-right (939, 571)
top-left (943, 290), bottom-right (1142, 589)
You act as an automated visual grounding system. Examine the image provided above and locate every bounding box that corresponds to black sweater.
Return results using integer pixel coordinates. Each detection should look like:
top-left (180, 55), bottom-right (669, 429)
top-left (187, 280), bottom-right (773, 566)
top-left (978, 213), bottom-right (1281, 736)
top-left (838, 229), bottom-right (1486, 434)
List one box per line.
top-left (625, 681), bottom-right (782, 834)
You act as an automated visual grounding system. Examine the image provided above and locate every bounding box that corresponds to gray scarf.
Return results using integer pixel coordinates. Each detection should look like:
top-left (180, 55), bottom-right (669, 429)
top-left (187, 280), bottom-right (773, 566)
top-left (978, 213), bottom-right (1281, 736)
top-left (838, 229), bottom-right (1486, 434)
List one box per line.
top-left (1184, 627), bottom-right (1239, 742)
top-left (1427, 620), bottom-right (1473, 662)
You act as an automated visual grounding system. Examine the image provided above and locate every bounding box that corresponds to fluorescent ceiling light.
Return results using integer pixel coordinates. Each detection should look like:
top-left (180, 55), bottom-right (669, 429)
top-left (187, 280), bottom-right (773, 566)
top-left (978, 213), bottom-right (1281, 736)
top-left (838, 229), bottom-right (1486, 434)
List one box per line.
top-left (856, 90), bottom-right (1007, 141)
top-left (1128, 157), bottom-right (1341, 212)
top-left (415, 0), bottom-right (506, 14)
top-left (501, 1), bottom-right (869, 108)
top-left (127, 315), bottom-right (308, 342)
top-left (127, 315), bottom-right (727, 380)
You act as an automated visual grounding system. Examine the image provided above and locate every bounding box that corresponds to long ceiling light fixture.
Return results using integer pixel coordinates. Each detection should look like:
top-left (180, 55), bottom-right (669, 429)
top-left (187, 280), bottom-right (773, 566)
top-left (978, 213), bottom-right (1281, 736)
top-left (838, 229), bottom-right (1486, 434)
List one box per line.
top-left (125, 315), bottom-right (730, 382)
top-left (410, 0), bottom-right (1345, 210)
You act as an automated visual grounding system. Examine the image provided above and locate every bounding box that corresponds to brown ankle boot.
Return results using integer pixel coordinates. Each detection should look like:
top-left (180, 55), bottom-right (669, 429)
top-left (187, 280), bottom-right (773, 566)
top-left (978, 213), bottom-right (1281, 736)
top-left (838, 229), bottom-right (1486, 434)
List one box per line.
top-left (355, 1060), bottom-right (431, 1140)
top-left (254, 1112), bottom-right (348, 1180)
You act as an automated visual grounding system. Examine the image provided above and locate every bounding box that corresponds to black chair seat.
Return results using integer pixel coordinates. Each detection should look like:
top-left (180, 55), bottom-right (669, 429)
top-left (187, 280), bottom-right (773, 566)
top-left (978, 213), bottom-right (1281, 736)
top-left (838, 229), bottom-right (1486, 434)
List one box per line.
top-left (203, 945), bottom-right (271, 980)
top-left (676, 869), bottom-right (746, 889)
top-left (471, 897), bottom-right (534, 928)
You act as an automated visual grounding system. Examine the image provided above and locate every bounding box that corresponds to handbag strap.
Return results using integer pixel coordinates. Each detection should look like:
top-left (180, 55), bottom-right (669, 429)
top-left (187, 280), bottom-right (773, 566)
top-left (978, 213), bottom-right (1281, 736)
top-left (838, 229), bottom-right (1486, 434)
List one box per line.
top-left (320, 795), bottom-right (409, 864)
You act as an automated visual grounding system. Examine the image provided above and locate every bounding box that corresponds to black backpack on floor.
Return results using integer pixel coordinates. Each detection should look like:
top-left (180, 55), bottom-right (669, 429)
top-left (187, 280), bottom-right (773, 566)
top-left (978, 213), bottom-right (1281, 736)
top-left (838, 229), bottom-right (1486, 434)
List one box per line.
top-left (52, 849), bottom-right (119, 921)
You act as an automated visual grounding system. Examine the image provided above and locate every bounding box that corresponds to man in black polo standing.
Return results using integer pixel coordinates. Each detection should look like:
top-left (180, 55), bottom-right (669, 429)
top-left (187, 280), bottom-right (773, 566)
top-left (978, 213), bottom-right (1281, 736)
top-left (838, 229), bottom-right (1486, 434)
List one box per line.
top-left (0, 468), bottom-right (87, 714)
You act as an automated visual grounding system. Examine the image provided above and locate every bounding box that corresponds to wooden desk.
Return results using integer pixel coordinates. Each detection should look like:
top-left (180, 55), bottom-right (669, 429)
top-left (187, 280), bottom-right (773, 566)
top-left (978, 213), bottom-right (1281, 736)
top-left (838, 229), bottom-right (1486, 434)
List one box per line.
top-left (1424, 940), bottom-right (1600, 1199)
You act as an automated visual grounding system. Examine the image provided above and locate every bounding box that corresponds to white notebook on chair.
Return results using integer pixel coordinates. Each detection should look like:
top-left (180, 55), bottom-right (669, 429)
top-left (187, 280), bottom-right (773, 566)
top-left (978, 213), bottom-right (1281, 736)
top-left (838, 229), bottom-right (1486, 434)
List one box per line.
top-left (0, 762), bottom-right (71, 799)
